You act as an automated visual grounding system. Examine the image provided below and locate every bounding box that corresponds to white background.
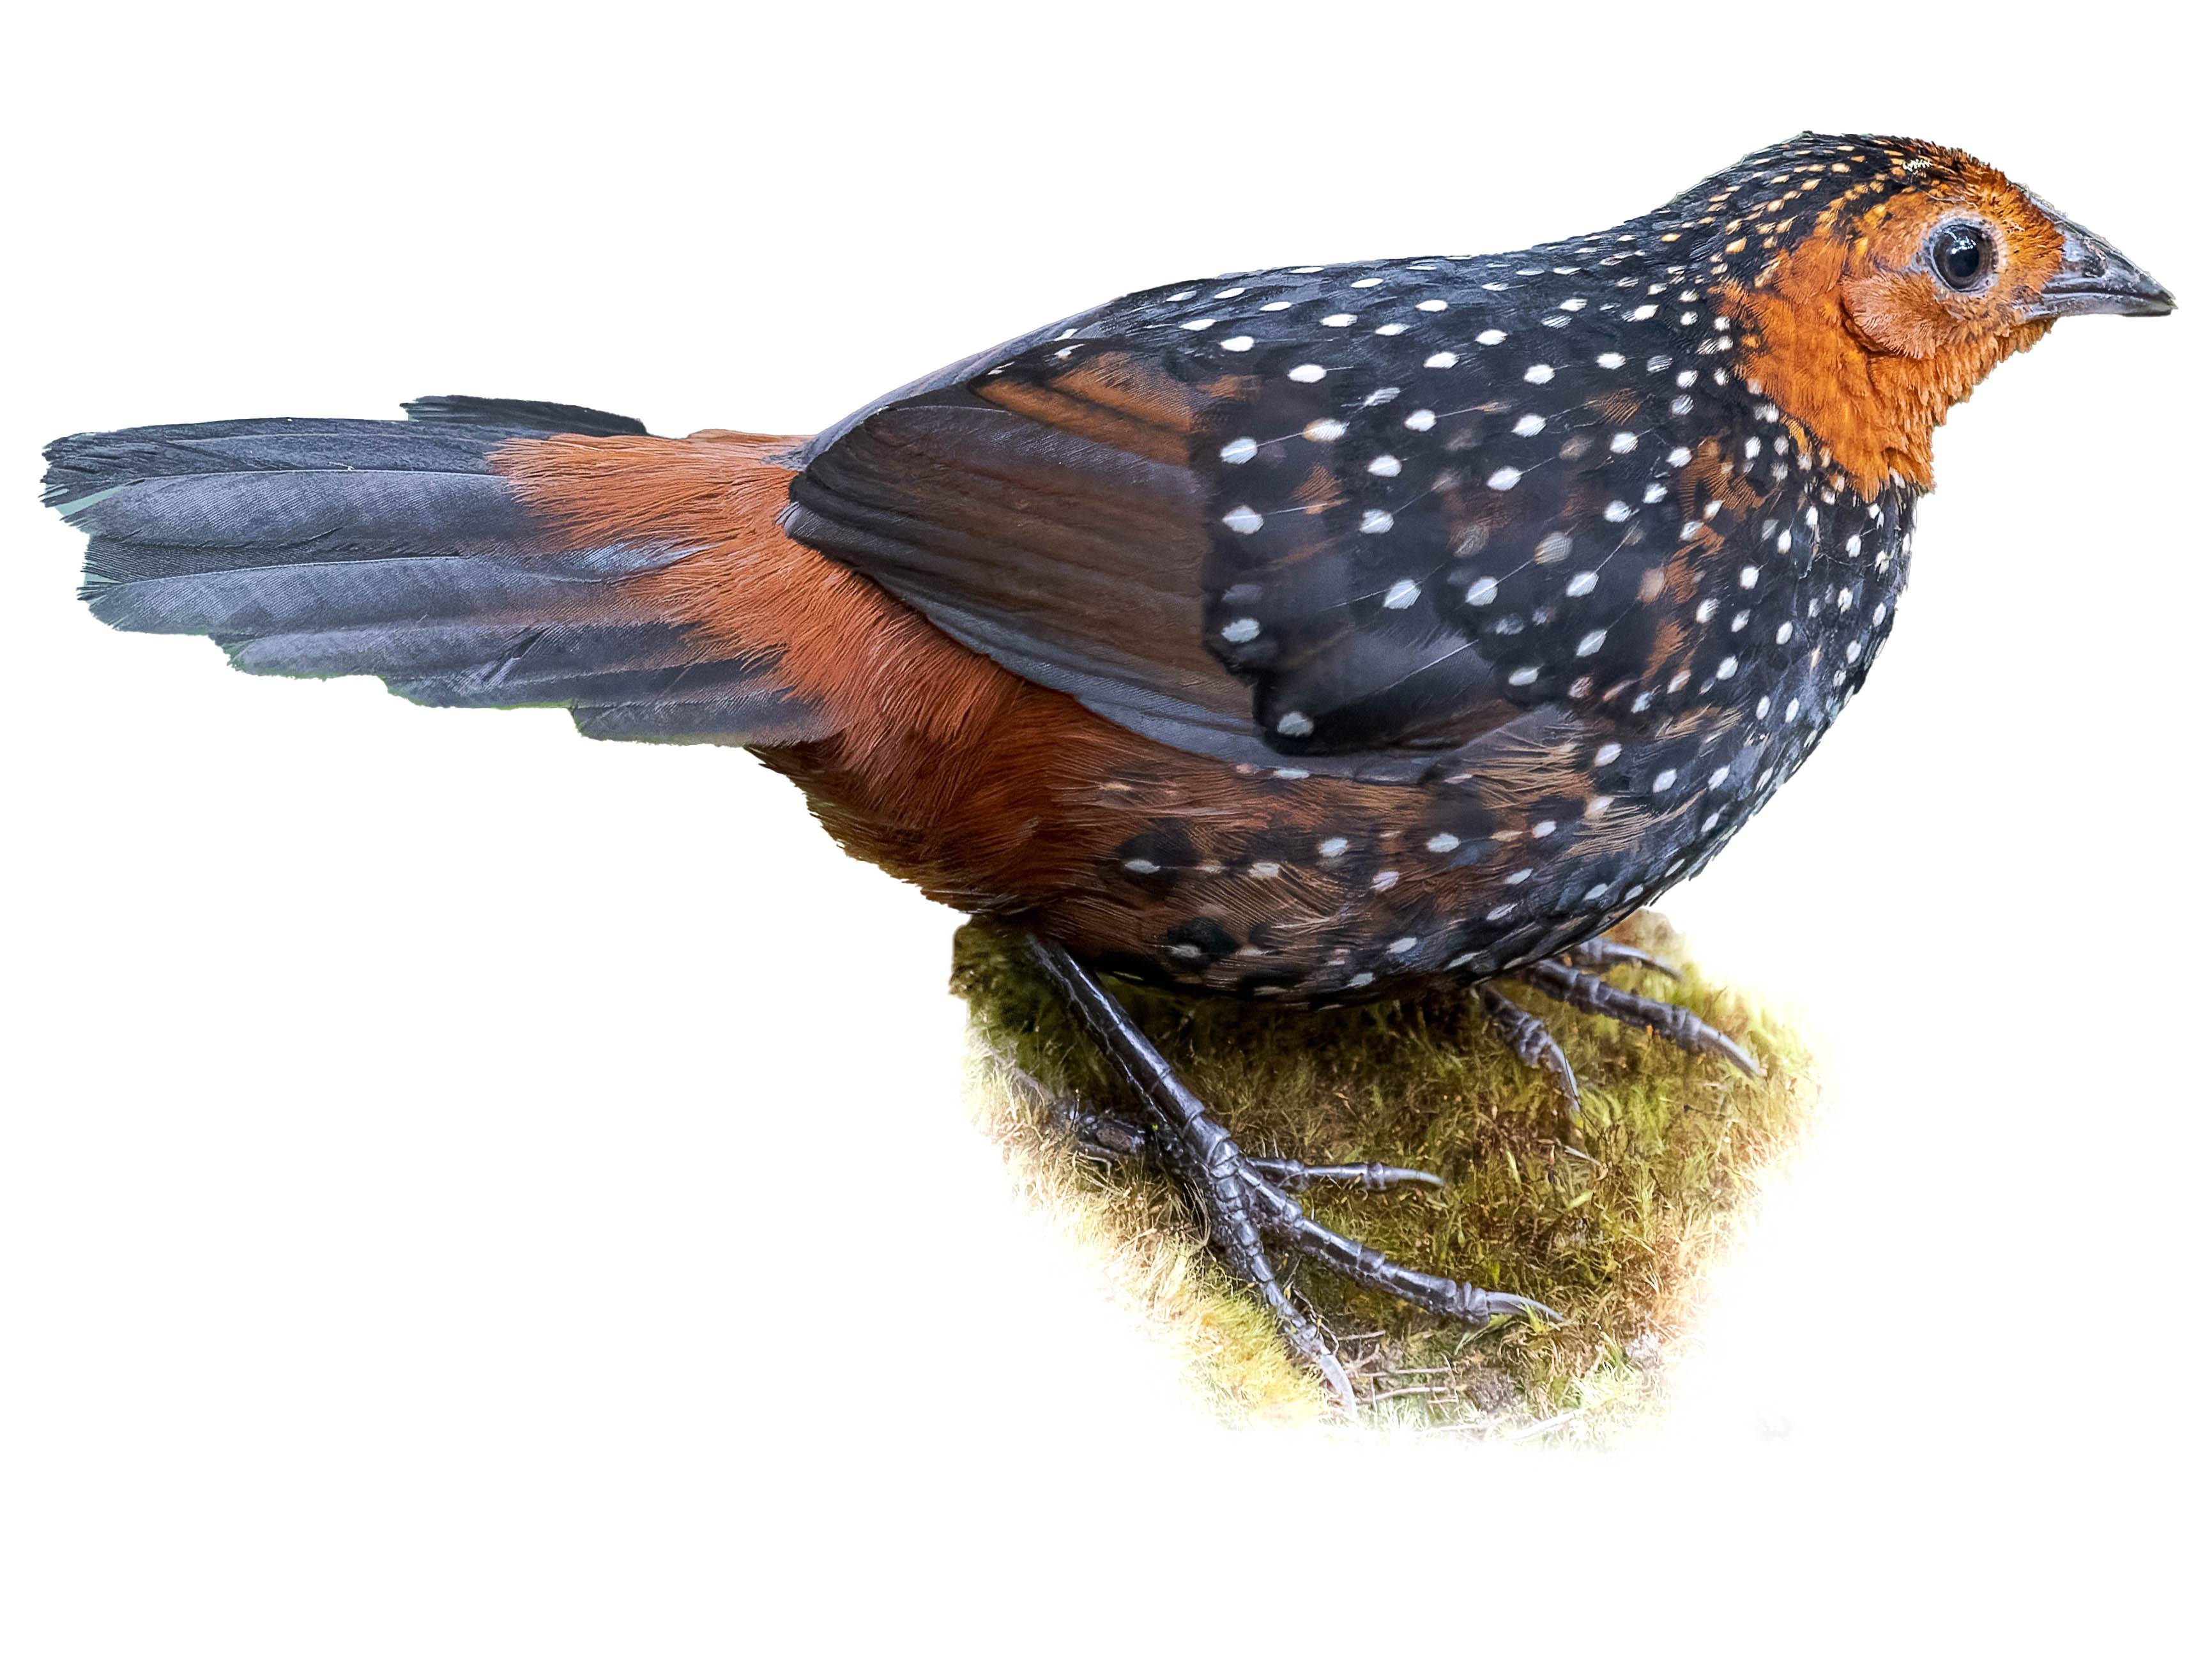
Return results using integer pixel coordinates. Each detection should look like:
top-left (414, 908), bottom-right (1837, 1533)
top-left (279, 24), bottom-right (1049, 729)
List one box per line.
top-left (3, 4), bottom-right (2204, 1650)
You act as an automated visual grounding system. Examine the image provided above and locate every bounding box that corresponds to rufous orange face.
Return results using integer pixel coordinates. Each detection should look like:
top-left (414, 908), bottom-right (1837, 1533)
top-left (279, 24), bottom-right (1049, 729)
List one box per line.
top-left (1719, 145), bottom-right (2169, 493)
top-left (1825, 162), bottom-right (2070, 360)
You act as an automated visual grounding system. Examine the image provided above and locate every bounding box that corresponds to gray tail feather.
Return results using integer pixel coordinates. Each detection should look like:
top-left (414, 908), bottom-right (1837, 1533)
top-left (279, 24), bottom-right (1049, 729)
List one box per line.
top-left (42, 395), bottom-right (832, 747)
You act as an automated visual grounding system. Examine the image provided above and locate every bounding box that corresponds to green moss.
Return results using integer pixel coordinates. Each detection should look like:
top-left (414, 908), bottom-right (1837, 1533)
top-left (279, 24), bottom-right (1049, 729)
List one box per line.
top-left (954, 912), bottom-right (1819, 1439)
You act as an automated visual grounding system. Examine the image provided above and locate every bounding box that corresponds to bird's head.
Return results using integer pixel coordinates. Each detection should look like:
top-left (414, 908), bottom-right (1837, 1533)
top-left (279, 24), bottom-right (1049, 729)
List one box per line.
top-left (1688, 135), bottom-right (2173, 493)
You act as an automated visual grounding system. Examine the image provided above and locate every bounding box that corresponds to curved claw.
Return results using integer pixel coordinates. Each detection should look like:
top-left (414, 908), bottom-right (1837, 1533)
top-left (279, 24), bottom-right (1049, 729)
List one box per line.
top-left (1280, 1313), bottom-right (1356, 1409)
top-left (1479, 1290), bottom-right (1564, 1326)
top-left (1688, 1022), bottom-right (1762, 1078)
top-left (1564, 937), bottom-right (1682, 981)
top-left (1424, 1275), bottom-right (1561, 1328)
top-left (1631, 1000), bottom-right (1762, 1078)
top-left (1479, 984), bottom-right (1584, 1142)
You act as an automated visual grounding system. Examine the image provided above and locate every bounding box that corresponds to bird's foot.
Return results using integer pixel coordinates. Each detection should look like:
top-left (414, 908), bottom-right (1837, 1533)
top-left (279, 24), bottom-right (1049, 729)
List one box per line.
top-left (1478, 940), bottom-right (1760, 1133)
top-left (1517, 959), bottom-right (1762, 1078)
top-left (1477, 983), bottom-right (1585, 1140)
top-left (1056, 1101), bottom-right (1444, 1193)
top-left (1027, 937), bottom-right (1555, 1409)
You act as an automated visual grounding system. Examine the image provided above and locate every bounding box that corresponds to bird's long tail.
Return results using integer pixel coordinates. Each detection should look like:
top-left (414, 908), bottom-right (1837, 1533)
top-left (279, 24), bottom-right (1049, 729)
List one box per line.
top-left (40, 395), bottom-right (863, 748)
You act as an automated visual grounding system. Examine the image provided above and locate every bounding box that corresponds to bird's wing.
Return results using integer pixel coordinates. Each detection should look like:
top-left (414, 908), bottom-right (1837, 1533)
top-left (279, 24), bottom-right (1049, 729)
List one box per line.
top-left (786, 265), bottom-right (1704, 781)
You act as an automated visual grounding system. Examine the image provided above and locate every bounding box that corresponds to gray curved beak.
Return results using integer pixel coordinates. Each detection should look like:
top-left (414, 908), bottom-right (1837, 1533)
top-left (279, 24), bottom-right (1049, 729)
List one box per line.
top-left (2027, 206), bottom-right (2176, 319)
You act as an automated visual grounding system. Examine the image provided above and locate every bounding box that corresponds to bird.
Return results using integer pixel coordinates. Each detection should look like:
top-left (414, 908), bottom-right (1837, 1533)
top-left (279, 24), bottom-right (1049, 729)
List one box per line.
top-left (42, 132), bottom-right (2172, 1402)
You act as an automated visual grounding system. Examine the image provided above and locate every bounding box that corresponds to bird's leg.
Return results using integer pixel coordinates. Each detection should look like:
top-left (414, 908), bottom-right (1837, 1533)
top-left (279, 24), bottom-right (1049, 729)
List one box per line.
top-left (1026, 938), bottom-right (1351, 1400)
top-left (1516, 959), bottom-right (1762, 1077)
top-left (1026, 937), bottom-right (1552, 1405)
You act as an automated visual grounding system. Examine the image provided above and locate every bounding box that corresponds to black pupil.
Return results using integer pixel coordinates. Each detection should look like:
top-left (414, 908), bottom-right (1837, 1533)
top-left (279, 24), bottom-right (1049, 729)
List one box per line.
top-left (1934, 224), bottom-right (1989, 289)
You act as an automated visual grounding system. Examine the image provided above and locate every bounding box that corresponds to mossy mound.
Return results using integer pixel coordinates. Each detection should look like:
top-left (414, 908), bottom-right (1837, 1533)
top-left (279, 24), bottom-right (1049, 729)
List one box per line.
top-left (954, 912), bottom-right (1817, 1440)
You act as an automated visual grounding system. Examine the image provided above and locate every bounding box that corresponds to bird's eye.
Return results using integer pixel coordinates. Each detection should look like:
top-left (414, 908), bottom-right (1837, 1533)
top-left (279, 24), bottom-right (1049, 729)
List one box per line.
top-left (1929, 221), bottom-right (1994, 291)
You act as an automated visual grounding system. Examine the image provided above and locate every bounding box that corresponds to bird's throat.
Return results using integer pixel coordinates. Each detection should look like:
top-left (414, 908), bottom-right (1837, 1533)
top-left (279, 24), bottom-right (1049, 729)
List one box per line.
top-left (1719, 276), bottom-right (2052, 497)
